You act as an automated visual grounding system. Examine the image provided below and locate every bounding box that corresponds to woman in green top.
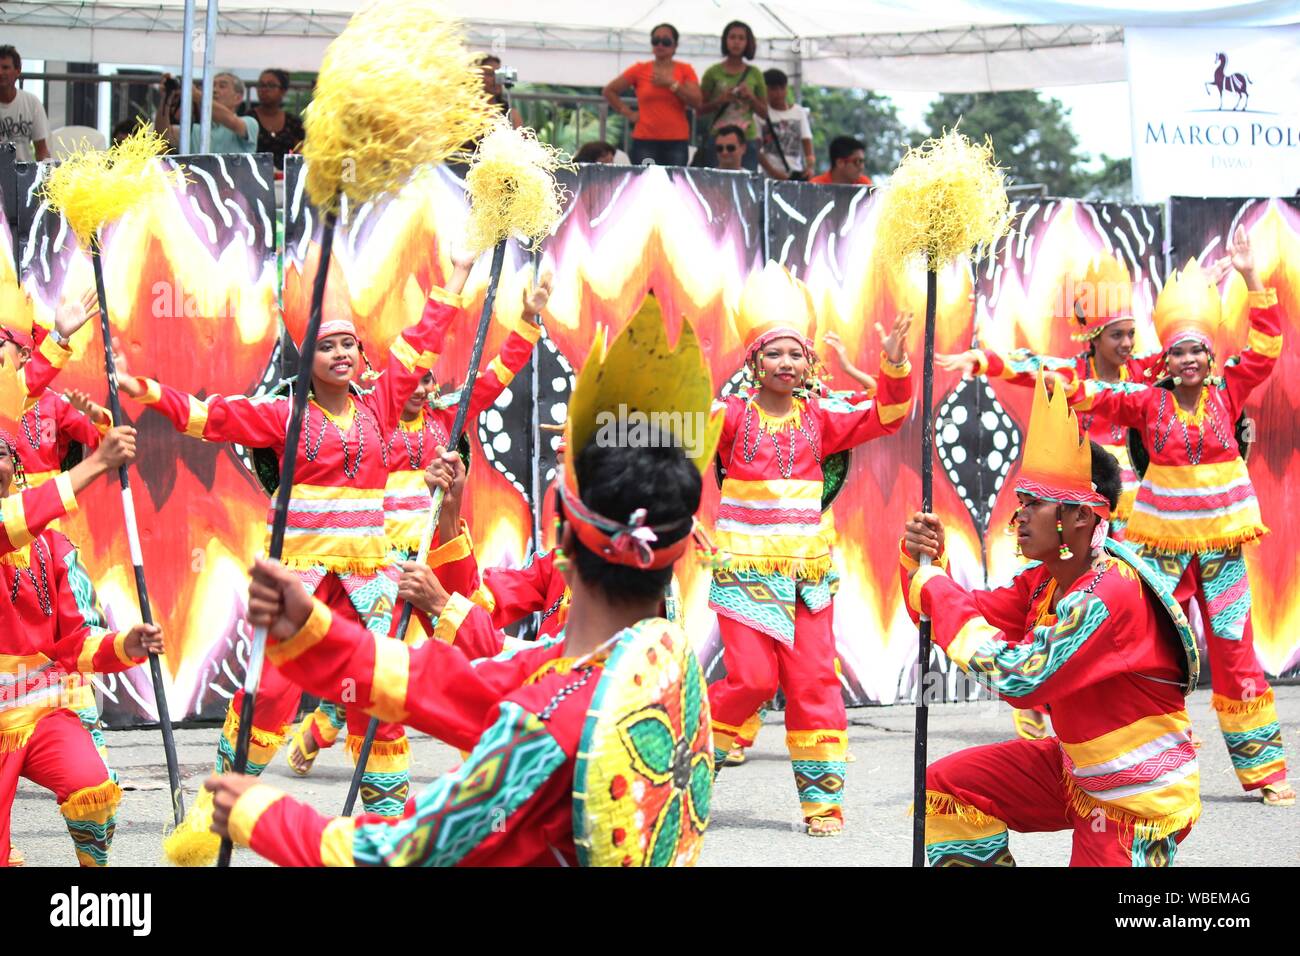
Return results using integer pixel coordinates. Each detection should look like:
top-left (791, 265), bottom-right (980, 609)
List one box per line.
top-left (699, 21), bottom-right (768, 171)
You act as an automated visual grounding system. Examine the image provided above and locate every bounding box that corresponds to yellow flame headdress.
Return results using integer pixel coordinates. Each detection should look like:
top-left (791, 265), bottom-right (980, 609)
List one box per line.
top-left (735, 261), bottom-right (817, 358)
top-left (39, 122), bottom-right (180, 247)
top-left (0, 280), bottom-right (36, 346)
top-left (302, 0), bottom-right (500, 212)
top-left (1153, 258), bottom-right (1223, 352)
top-left (1016, 373), bottom-right (1110, 517)
top-left (877, 128), bottom-right (1011, 269)
top-left (1067, 252), bottom-right (1134, 341)
top-left (560, 293), bottom-right (724, 569)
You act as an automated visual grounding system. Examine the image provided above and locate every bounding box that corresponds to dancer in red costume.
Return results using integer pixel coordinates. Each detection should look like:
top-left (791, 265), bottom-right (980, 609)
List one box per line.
top-left (1, 426), bottom-right (163, 866)
top-left (203, 304), bottom-right (719, 866)
top-left (1068, 229), bottom-right (1292, 806)
top-left (707, 262), bottom-right (913, 836)
top-left (285, 275), bottom-right (550, 773)
top-left (129, 253), bottom-right (486, 825)
top-left (902, 375), bottom-right (1201, 866)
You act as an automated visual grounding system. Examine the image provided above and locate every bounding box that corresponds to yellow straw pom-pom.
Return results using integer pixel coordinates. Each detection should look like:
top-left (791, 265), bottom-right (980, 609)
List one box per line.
top-left (162, 786), bottom-right (221, 867)
top-left (38, 121), bottom-right (180, 247)
top-left (464, 120), bottom-right (571, 253)
top-left (877, 127), bottom-right (1012, 270)
top-left (303, 0), bottom-right (499, 212)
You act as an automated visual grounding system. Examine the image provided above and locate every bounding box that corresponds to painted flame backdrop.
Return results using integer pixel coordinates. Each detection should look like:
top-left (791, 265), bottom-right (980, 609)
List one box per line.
top-left (3, 150), bottom-right (1296, 726)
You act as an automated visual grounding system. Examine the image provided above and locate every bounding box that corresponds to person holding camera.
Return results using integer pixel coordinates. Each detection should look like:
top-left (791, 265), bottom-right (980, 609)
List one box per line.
top-left (478, 55), bottom-right (522, 130)
top-left (603, 23), bottom-right (701, 167)
top-left (153, 71), bottom-right (258, 154)
top-left (757, 69), bottom-right (814, 181)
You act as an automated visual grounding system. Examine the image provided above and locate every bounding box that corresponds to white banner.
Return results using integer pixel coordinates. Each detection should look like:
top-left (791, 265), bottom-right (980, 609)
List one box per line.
top-left (1126, 27), bottom-right (1300, 203)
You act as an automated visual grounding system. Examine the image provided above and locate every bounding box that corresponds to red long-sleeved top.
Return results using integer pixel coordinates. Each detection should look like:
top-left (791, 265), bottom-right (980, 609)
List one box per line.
top-left (901, 544), bottom-right (1199, 837)
top-left (133, 289), bottom-right (464, 573)
top-left (10, 390), bottom-right (105, 489)
top-left (223, 598), bottom-right (627, 866)
top-left (1068, 290), bottom-right (1281, 553)
top-left (712, 355), bottom-right (912, 580)
top-left (384, 313), bottom-right (541, 553)
top-left (1, 524), bottom-right (144, 748)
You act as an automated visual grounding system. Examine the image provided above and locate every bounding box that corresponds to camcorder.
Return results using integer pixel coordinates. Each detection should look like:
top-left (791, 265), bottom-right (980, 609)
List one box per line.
top-left (496, 66), bottom-right (518, 89)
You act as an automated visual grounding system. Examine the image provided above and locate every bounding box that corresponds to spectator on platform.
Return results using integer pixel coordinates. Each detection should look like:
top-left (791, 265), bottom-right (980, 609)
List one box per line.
top-left (711, 125), bottom-right (746, 172)
top-left (699, 21), bottom-right (767, 171)
top-left (809, 136), bottom-right (873, 186)
top-left (154, 71), bottom-right (258, 154)
top-left (574, 140), bottom-right (617, 164)
top-left (111, 118), bottom-right (137, 147)
top-left (479, 54), bottom-right (523, 130)
top-left (603, 23), bottom-right (701, 167)
top-left (757, 68), bottom-right (814, 181)
top-left (252, 69), bottom-right (305, 168)
top-left (0, 45), bottom-right (50, 162)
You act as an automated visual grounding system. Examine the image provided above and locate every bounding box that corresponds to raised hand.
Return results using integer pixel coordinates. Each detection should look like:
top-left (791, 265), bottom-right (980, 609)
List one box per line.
top-left (823, 332), bottom-right (877, 393)
top-left (878, 312), bottom-right (913, 366)
top-left (935, 350), bottom-right (981, 379)
top-left (64, 388), bottom-right (112, 428)
top-left (1227, 225), bottom-right (1261, 290)
top-left (53, 288), bottom-right (101, 341)
top-left (523, 271), bottom-right (554, 319)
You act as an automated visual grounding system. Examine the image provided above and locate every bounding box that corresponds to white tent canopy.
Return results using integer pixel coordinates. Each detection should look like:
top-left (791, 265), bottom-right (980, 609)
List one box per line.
top-left (4, 0), bottom-right (1299, 91)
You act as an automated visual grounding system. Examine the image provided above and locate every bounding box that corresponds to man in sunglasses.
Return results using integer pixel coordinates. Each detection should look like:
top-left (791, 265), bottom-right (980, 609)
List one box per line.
top-left (711, 124), bottom-right (746, 171)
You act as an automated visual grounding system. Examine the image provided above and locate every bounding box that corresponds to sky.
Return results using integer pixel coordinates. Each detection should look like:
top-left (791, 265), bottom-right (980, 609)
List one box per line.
top-left (883, 81), bottom-right (1135, 169)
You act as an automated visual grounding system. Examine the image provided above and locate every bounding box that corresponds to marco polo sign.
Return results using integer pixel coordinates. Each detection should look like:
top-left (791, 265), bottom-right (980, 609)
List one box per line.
top-left (1126, 27), bottom-right (1300, 203)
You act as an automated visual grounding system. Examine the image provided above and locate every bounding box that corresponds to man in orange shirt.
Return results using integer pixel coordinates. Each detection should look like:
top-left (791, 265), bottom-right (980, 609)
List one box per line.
top-left (809, 136), bottom-right (872, 186)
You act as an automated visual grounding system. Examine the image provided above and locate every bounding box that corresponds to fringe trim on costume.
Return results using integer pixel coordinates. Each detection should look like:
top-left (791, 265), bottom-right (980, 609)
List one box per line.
top-left (386, 534), bottom-right (424, 554)
top-left (723, 554), bottom-right (832, 582)
top-left (1211, 688), bottom-right (1275, 715)
top-left (1123, 527), bottom-right (1268, 554)
top-left (0, 545), bottom-right (30, 569)
top-left (0, 724), bottom-right (36, 754)
top-left (917, 790), bottom-right (1001, 828)
top-left (786, 729), bottom-right (847, 748)
top-left (60, 779), bottom-right (122, 822)
top-left (222, 705), bottom-right (288, 751)
top-left (1061, 768), bottom-right (1201, 842)
top-left (345, 736), bottom-right (410, 758)
top-left (279, 554), bottom-right (391, 575)
top-left (163, 787), bottom-right (220, 868)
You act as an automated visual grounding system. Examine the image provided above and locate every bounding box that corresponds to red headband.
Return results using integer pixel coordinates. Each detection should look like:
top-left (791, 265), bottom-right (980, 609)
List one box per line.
top-left (558, 481), bottom-right (692, 570)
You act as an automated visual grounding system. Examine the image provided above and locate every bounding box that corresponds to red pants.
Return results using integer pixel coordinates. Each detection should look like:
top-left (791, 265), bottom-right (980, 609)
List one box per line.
top-left (216, 574), bottom-right (409, 816)
top-left (709, 601), bottom-right (847, 822)
top-left (926, 738), bottom-right (1191, 867)
top-left (1, 709), bottom-right (121, 866)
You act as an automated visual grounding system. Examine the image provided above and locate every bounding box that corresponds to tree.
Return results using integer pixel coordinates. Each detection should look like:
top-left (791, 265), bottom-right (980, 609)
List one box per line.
top-left (798, 86), bottom-right (911, 178)
top-left (1081, 154), bottom-right (1133, 203)
top-left (924, 92), bottom-right (1091, 196)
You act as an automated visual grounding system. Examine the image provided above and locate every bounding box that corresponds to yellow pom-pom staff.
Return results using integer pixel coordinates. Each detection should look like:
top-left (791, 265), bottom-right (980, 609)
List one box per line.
top-left (216, 0), bottom-right (502, 868)
top-left (345, 119), bottom-right (569, 813)
top-left (39, 121), bottom-right (188, 829)
top-left (876, 127), bottom-right (1011, 867)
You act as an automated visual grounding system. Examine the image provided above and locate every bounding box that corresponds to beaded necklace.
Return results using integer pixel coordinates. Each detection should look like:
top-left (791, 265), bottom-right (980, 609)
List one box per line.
top-left (20, 402), bottom-right (41, 450)
top-left (738, 398), bottom-right (822, 480)
top-left (8, 537), bottom-right (52, 616)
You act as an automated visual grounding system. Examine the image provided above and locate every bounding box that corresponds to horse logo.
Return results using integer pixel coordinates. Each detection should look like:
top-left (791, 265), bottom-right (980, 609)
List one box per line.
top-left (1205, 52), bottom-right (1251, 111)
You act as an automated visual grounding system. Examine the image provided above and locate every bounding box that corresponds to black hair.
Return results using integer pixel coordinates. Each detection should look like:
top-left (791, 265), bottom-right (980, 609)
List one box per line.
top-left (479, 53), bottom-right (502, 67)
top-left (0, 45), bottom-right (20, 71)
top-left (830, 135), bottom-right (866, 164)
top-left (720, 20), bottom-right (757, 60)
top-left (763, 68), bottom-right (788, 88)
top-left (565, 440), bottom-right (701, 602)
top-left (112, 118), bottom-right (137, 140)
top-left (261, 68), bottom-right (290, 90)
top-left (1089, 440), bottom-right (1122, 514)
top-left (651, 23), bottom-right (680, 45)
top-left (573, 140), bottom-right (616, 163)
top-left (713, 124), bottom-right (745, 143)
